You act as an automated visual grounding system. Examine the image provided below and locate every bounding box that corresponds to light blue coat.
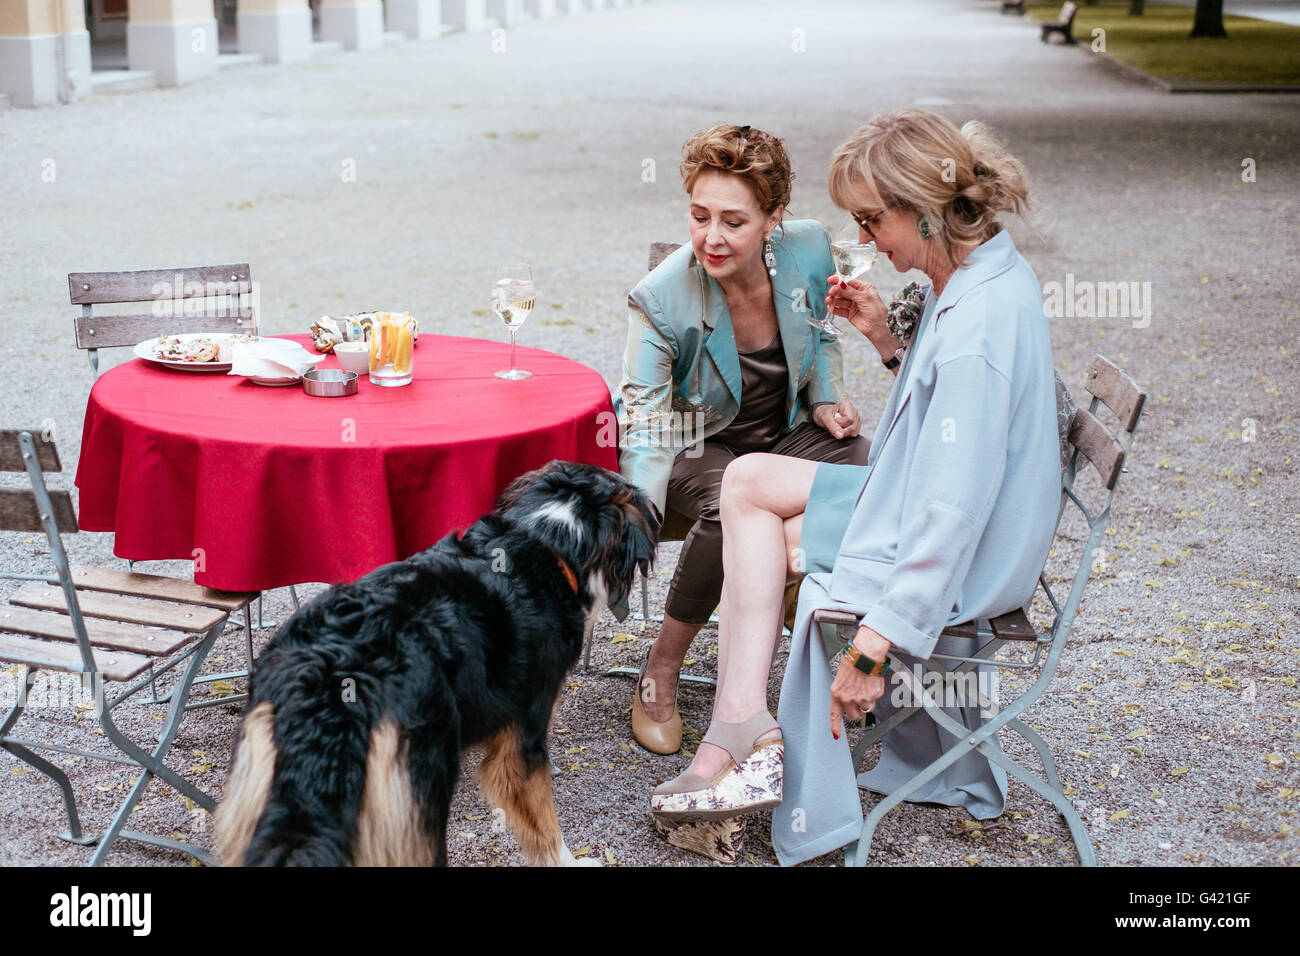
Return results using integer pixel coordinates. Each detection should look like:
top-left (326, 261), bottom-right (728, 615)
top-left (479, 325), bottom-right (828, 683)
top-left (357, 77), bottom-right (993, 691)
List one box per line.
top-left (612, 219), bottom-right (844, 515)
top-left (773, 229), bottom-right (1060, 865)
top-left (831, 228), bottom-right (1059, 658)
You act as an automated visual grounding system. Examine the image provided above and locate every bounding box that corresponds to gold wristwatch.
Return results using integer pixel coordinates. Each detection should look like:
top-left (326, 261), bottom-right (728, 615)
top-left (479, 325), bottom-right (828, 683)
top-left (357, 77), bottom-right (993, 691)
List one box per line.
top-left (843, 642), bottom-right (890, 677)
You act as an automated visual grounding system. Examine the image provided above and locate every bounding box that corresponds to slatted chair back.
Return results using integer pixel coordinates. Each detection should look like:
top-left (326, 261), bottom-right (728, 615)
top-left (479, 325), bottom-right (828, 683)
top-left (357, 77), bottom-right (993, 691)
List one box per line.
top-left (68, 263), bottom-right (256, 376)
top-left (0, 429), bottom-right (94, 672)
top-left (648, 242), bottom-right (681, 272)
top-left (1044, 355), bottom-right (1146, 645)
top-left (0, 430), bottom-right (77, 537)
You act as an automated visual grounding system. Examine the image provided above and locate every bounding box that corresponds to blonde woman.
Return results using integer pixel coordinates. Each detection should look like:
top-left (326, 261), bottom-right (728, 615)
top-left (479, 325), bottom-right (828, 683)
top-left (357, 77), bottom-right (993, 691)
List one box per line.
top-left (649, 109), bottom-right (1060, 866)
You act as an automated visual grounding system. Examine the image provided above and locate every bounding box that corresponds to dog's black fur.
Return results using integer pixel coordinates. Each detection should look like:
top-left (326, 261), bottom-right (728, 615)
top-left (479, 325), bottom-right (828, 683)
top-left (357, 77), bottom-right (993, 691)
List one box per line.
top-left (215, 461), bottom-right (656, 866)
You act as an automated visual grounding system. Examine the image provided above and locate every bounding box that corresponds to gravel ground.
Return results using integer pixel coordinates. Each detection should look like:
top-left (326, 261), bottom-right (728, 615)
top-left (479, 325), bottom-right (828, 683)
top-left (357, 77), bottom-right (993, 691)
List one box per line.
top-left (0, 0), bottom-right (1296, 867)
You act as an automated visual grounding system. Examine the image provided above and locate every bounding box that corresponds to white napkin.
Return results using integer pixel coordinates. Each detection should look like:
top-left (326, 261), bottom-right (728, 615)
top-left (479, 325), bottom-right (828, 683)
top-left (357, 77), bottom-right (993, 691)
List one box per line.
top-left (229, 339), bottom-right (324, 380)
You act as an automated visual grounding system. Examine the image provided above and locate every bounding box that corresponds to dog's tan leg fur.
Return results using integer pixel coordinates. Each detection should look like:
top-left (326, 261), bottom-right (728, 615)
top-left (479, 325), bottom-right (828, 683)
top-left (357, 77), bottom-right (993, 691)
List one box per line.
top-left (478, 727), bottom-right (568, 865)
top-left (353, 717), bottom-right (435, 866)
top-left (215, 701), bottom-right (277, 866)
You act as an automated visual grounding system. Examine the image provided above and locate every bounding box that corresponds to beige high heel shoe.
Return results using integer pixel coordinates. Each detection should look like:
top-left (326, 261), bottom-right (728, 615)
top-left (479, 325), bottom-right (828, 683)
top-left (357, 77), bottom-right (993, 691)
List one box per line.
top-left (631, 647), bottom-right (683, 755)
top-left (649, 711), bottom-right (783, 822)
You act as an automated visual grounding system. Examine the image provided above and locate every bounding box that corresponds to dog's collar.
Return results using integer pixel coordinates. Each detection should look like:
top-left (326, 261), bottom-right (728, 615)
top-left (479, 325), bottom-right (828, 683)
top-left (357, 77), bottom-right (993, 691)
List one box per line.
top-left (554, 554), bottom-right (579, 595)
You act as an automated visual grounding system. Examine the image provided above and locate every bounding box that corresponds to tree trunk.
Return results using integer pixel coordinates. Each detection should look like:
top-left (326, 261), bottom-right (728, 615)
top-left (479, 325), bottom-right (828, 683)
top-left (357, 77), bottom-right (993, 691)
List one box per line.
top-left (1190, 0), bottom-right (1228, 37)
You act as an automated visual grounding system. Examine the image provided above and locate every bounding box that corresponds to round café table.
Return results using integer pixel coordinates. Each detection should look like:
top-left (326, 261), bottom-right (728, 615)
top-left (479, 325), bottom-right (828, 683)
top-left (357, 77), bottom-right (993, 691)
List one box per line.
top-left (75, 334), bottom-right (618, 592)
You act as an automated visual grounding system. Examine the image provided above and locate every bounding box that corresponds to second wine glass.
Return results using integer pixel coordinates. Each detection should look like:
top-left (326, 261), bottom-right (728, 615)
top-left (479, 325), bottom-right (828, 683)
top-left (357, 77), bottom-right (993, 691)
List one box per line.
top-left (492, 263), bottom-right (535, 381)
top-left (810, 221), bottom-right (878, 338)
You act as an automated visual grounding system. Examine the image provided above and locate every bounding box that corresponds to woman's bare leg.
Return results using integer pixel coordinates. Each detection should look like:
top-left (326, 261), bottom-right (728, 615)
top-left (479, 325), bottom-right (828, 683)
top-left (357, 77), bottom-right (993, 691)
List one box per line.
top-left (683, 454), bottom-right (818, 780)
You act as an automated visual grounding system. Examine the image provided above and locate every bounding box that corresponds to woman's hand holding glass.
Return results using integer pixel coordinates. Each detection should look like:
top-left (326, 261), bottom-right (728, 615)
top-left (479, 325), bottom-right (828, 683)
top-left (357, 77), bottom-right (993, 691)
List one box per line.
top-left (825, 276), bottom-right (903, 362)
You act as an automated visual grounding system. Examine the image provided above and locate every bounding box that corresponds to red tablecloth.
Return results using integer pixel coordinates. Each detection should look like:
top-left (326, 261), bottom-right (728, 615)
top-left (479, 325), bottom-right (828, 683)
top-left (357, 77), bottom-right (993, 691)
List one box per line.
top-left (76, 334), bottom-right (617, 592)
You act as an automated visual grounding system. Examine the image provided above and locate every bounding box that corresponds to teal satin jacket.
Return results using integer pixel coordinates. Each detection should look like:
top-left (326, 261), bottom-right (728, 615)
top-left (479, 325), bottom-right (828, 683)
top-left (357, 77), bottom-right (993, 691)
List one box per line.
top-left (613, 219), bottom-right (845, 514)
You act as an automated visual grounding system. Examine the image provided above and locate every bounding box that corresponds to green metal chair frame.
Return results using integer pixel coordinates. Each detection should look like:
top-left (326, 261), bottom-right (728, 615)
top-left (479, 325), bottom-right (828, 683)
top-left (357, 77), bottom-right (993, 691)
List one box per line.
top-left (814, 355), bottom-right (1146, 867)
top-left (0, 428), bottom-right (255, 865)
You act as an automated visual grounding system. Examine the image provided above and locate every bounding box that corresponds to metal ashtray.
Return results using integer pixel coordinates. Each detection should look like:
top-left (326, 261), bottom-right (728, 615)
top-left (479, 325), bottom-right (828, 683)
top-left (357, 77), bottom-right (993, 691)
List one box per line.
top-left (303, 369), bottom-right (358, 397)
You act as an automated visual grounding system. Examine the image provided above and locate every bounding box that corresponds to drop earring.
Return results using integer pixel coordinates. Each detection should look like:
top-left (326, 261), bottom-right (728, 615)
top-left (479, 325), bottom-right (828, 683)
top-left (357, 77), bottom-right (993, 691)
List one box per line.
top-left (918, 217), bottom-right (932, 239)
top-left (763, 237), bottom-right (777, 276)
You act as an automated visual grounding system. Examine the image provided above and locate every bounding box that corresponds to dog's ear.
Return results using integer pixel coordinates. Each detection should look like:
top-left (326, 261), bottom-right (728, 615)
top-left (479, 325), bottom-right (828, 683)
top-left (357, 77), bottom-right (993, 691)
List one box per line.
top-left (595, 483), bottom-right (658, 600)
top-left (497, 460), bottom-right (562, 514)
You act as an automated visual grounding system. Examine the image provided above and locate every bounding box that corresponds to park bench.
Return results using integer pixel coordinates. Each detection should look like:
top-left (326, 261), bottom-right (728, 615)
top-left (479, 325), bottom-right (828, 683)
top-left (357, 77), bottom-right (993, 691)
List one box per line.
top-left (1040, 1), bottom-right (1079, 44)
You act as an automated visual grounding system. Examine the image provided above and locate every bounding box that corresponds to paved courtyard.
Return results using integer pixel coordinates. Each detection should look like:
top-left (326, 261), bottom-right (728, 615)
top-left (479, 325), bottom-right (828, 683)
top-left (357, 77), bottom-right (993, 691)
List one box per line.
top-left (0, 0), bottom-right (1297, 866)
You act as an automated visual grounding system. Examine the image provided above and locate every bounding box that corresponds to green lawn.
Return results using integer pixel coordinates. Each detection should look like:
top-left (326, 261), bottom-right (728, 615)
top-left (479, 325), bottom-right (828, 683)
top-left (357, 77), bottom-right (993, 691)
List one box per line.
top-left (1024, 1), bottom-right (1300, 86)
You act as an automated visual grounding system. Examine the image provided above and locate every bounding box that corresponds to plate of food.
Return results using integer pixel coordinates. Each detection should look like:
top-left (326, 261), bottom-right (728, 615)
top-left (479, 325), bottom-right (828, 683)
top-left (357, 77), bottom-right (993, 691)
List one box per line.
top-left (133, 332), bottom-right (243, 371)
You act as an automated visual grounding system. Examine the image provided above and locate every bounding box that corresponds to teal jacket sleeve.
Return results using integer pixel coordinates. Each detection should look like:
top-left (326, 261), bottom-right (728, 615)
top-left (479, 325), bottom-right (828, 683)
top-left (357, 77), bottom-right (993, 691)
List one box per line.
top-left (614, 294), bottom-right (678, 517)
top-left (807, 322), bottom-right (844, 407)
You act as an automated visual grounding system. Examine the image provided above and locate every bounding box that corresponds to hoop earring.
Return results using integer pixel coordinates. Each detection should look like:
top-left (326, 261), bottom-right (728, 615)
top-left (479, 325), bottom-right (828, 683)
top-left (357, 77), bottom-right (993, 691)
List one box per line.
top-left (763, 237), bottom-right (777, 276)
top-left (918, 217), bottom-right (932, 239)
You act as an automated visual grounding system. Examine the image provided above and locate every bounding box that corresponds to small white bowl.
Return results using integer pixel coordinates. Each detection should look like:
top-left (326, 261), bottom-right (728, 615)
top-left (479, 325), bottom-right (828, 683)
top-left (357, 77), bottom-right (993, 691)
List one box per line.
top-left (333, 342), bottom-right (370, 375)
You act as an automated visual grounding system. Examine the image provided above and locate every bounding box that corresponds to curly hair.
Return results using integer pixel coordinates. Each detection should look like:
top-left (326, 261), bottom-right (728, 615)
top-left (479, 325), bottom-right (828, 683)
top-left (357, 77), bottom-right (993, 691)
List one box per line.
top-left (679, 123), bottom-right (793, 215)
top-left (828, 109), bottom-right (1030, 266)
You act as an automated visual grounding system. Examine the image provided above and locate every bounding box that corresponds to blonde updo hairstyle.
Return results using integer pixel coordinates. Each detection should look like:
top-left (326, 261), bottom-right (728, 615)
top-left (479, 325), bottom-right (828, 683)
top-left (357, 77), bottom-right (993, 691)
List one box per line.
top-left (829, 108), bottom-right (1030, 267)
top-left (680, 123), bottom-right (794, 217)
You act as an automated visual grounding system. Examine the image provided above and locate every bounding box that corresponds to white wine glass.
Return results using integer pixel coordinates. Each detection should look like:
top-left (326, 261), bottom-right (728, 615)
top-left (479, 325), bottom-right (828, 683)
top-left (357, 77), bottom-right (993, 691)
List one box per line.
top-left (492, 263), bottom-right (535, 381)
top-left (810, 222), bottom-right (878, 338)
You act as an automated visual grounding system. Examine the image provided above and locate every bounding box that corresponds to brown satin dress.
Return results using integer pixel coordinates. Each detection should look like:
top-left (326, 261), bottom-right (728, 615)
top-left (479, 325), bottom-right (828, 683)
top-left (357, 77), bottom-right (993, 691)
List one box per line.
top-left (662, 333), bottom-right (870, 624)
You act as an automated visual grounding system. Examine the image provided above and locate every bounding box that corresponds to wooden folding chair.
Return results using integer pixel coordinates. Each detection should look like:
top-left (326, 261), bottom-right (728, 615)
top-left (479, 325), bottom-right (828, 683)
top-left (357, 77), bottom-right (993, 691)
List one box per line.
top-left (68, 263), bottom-right (290, 698)
top-left (69, 263), bottom-right (256, 378)
top-left (0, 428), bottom-right (256, 864)
top-left (813, 355), bottom-right (1147, 867)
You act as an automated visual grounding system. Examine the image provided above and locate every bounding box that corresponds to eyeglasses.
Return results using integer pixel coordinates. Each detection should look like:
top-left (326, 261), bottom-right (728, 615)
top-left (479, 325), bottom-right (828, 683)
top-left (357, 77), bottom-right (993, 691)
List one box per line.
top-left (851, 205), bottom-right (895, 241)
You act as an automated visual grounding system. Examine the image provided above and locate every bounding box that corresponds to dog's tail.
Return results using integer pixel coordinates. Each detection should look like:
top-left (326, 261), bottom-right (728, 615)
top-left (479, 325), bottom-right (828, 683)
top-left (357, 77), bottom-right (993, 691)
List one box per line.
top-left (351, 717), bottom-right (437, 866)
top-left (214, 701), bottom-right (277, 866)
top-left (216, 701), bottom-right (450, 866)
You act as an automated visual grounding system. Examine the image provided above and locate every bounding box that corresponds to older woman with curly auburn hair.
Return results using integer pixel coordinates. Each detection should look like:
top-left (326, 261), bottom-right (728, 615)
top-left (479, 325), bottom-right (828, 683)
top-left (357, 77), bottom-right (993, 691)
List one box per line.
top-left (613, 123), bottom-right (871, 758)
top-left (648, 109), bottom-right (1061, 866)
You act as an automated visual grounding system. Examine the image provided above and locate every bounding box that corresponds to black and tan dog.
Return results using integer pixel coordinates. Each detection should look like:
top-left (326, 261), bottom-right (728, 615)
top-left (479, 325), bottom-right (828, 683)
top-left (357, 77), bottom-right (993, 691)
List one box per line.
top-left (215, 461), bottom-right (656, 866)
